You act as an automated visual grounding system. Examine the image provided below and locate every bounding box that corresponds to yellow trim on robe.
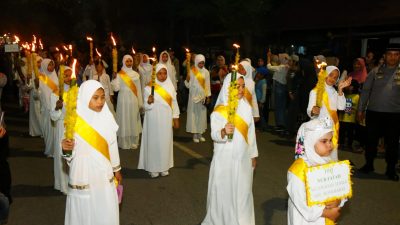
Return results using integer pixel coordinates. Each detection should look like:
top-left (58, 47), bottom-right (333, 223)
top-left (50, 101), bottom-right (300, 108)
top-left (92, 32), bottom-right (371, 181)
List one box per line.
top-left (322, 92), bottom-right (339, 149)
top-left (214, 105), bottom-right (249, 144)
top-left (244, 88), bottom-right (252, 106)
top-left (38, 73), bottom-right (59, 96)
top-left (148, 84), bottom-right (173, 109)
top-left (192, 67), bottom-right (206, 93)
top-left (119, 70), bottom-right (138, 97)
top-left (288, 158), bottom-right (337, 225)
top-left (75, 115), bottom-right (110, 161)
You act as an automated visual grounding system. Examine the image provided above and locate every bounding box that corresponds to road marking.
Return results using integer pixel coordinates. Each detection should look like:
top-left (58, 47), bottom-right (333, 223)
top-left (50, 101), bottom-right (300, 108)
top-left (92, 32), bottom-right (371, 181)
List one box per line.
top-left (173, 141), bottom-right (210, 164)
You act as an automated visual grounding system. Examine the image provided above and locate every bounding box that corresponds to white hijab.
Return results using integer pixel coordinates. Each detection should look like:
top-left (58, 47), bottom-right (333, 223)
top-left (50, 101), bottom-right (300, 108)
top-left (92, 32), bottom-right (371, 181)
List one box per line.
top-left (139, 54), bottom-right (152, 72)
top-left (121, 54), bottom-right (139, 79)
top-left (194, 54), bottom-right (206, 71)
top-left (214, 73), bottom-right (245, 107)
top-left (295, 117), bottom-right (336, 166)
top-left (155, 63), bottom-right (176, 97)
top-left (76, 80), bottom-right (118, 142)
top-left (239, 60), bottom-right (253, 79)
top-left (40, 58), bottom-right (58, 83)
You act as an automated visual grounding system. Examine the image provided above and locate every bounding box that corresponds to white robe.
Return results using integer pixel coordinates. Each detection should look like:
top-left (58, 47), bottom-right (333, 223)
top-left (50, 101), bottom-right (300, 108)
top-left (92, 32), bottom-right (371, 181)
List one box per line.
top-left (111, 70), bottom-right (143, 149)
top-left (138, 85), bottom-right (180, 173)
top-left (28, 74), bottom-right (42, 137)
top-left (138, 64), bottom-right (152, 101)
top-left (185, 67), bottom-right (211, 134)
top-left (39, 72), bottom-right (58, 157)
top-left (202, 99), bottom-right (258, 225)
top-left (50, 90), bottom-right (69, 194)
top-left (64, 132), bottom-right (120, 225)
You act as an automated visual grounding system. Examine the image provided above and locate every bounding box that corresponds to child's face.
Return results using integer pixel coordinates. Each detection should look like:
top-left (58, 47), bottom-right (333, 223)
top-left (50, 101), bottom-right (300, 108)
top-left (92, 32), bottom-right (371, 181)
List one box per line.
top-left (47, 61), bottom-right (55, 72)
top-left (64, 69), bottom-right (72, 85)
top-left (238, 64), bottom-right (246, 75)
top-left (353, 61), bottom-right (362, 71)
top-left (142, 55), bottom-right (148, 63)
top-left (161, 53), bottom-right (169, 63)
top-left (197, 61), bottom-right (205, 69)
top-left (156, 68), bottom-right (168, 82)
top-left (314, 132), bottom-right (334, 157)
top-left (325, 70), bottom-right (339, 86)
top-left (124, 58), bottom-right (133, 68)
top-left (95, 64), bottom-right (104, 75)
top-left (88, 88), bottom-right (106, 112)
top-left (237, 77), bottom-right (245, 99)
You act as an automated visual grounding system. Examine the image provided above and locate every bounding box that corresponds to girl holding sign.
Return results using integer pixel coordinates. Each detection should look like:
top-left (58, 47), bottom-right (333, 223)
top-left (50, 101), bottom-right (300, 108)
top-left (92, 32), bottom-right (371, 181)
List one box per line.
top-left (287, 117), bottom-right (348, 225)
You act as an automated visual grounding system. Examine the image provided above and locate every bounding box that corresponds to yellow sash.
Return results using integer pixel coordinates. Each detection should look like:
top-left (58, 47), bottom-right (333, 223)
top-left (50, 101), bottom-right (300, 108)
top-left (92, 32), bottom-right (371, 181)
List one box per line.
top-left (119, 70), bottom-right (138, 97)
top-left (322, 92), bottom-right (339, 148)
top-left (192, 67), bottom-right (206, 92)
top-left (150, 84), bottom-right (172, 108)
top-left (244, 88), bottom-right (252, 106)
top-left (38, 73), bottom-right (59, 96)
top-left (288, 158), bottom-right (336, 225)
top-left (75, 115), bottom-right (110, 161)
top-left (214, 105), bottom-right (249, 144)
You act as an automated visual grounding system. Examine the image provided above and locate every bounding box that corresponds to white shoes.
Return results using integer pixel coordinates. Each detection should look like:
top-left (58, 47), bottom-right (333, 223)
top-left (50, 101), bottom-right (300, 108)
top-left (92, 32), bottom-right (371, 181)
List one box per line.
top-left (131, 144), bottom-right (138, 149)
top-left (149, 172), bottom-right (159, 178)
top-left (193, 138), bottom-right (200, 143)
top-left (199, 137), bottom-right (206, 142)
top-left (160, 171), bottom-right (169, 177)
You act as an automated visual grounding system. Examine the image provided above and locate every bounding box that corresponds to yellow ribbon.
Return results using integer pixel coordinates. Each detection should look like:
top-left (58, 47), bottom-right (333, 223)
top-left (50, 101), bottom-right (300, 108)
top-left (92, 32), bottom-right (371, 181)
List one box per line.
top-left (119, 70), bottom-right (138, 97)
top-left (214, 105), bottom-right (249, 144)
top-left (74, 115), bottom-right (110, 162)
top-left (38, 73), bottom-right (59, 96)
top-left (151, 83), bottom-right (172, 108)
top-left (244, 88), bottom-right (252, 106)
top-left (322, 92), bottom-right (339, 148)
top-left (289, 158), bottom-right (336, 225)
top-left (192, 67), bottom-right (206, 92)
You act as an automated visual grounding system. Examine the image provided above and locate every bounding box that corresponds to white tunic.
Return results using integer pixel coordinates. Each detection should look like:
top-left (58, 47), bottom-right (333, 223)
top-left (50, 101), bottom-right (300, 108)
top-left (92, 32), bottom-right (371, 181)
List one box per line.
top-left (202, 99), bottom-right (258, 225)
top-left (39, 71), bottom-right (58, 157)
top-left (111, 70), bottom-right (143, 149)
top-left (28, 75), bottom-right (42, 137)
top-left (138, 85), bottom-right (180, 173)
top-left (50, 90), bottom-right (69, 194)
top-left (138, 64), bottom-right (152, 101)
top-left (184, 67), bottom-right (211, 134)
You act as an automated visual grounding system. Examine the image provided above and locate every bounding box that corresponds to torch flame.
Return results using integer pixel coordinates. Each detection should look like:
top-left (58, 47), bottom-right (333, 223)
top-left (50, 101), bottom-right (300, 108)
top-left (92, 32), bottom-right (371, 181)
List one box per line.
top-left (111, 35), bottom-right (116, 46)
top-left (60, 54), bottom-right (63, 61)
top-left (317, 62), bottom-right (327, 69)
top-left (63, 45), bottom-right (68, 51)
top-left (31, 42), bottom-right (36, 52)
top-left (68, 44), bottom-right (72, 50)
top-left (152, 47), bottom-right (156, 52)
top-left (33, 35), bottom-right (37, 44)
top-left (71, 59), bottom-right (77, 79)
top-left (233, 43), bottom-right (240, 49)
top-left (39, 39), bottom-right (43, 50)
top-left (56, 47), bottom-right (59, 51)
top-left (86, 37), bottom-right (93, 41)
top-left (14, 35), bottom-right (20, 43)
top-left (148, 57), bottom-right (156, 61)
top-left (132, 47), bottom-right (136, 55)
top-left (185, 48), bottom-right (190, 53)
top-left (96, 48), bottom-right (101, 57)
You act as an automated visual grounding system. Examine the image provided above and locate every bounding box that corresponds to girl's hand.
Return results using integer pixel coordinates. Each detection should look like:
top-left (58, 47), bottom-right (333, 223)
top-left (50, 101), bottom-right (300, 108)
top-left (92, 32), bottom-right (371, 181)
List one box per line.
top-left (311, 106), bottom-right (320, 116)
top-left (114, 171), bottom-right (122, 185)
top-left (252, 158), bottom-right (257, 169)
top-left (173, 118), bottom-right (180, 129)
top-left (322, 207), bottom-right (341, 222)
top-left (62, 139), bottom-right (75, 152)
top-left (221, 123), bottom-right (235, 138)
top-left (147, 95), bottom-right (154, 104)
top-left (0, 127), bottom-right (6, 138)
top-left (338, 77), bottom-right (352, 94)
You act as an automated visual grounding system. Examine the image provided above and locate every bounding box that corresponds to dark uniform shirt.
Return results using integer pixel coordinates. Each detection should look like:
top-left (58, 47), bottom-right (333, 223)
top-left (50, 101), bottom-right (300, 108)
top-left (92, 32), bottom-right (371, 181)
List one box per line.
top-left (358, 65), bottom-right (400, 113)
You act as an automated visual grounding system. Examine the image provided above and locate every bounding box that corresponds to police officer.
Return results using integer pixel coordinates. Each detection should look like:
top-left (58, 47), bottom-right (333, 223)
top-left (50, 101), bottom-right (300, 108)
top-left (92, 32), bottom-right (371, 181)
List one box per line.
top-left (358, 43), bottom-right (400, 181)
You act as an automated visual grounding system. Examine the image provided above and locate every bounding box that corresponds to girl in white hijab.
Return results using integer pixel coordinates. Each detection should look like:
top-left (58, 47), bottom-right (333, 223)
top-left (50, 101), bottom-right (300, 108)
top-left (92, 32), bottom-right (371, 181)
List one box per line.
top-left (287, 117), bottom-right (346, 225)
top-left (138, 53), bottom-right (153, 100)
top-left (111, 55), bottom-right (143, 149)
top-left (185, 54), bottom-right (211, 142)
top-left (202, 74), bottom-right (258, 225)
top-left (62, 80), bottom-right (121, 225)
top-left (159, 51), bottom-right (177, 90)
top-left (28, 56), bottom-right (43, 137)
top-left (138, 64), bottom-right (180, 178)
top-left (39, 58), bottom-right (58, 157)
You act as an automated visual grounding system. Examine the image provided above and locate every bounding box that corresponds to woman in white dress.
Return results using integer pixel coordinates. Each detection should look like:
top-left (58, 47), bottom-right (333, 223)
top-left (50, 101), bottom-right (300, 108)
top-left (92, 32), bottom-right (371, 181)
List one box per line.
top-left (62, 80), bottom-right (122, 225)
top-left (159, 51), bottom-right (177, 90)
top-left (93, 59), bottom-right (115, 117)
top-left (112, 55), bottom-right (143, 149)
top-left (202, 75), bottom-right (258, 225)
top-left (138, 64), bottom-right (180, 178)
top-left (28, 56), bottom-right (43, 137)
top-left (138, 54), bottom-right (152, 99)
top-left (185, 54), bottom-right (211, 142)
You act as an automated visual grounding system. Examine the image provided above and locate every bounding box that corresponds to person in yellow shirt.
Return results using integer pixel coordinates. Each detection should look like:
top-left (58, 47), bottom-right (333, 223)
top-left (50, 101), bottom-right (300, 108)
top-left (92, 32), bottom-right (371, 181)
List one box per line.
top-left (339, 80), bottom-right (360, 151)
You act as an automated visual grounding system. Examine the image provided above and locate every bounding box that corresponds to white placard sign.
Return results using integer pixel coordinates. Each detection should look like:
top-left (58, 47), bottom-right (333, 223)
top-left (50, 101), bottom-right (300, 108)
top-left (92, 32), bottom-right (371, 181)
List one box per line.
top-left (305, 160), bottom-right (352, 206)
top-left (4, 44), bottom-right (20, 53)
